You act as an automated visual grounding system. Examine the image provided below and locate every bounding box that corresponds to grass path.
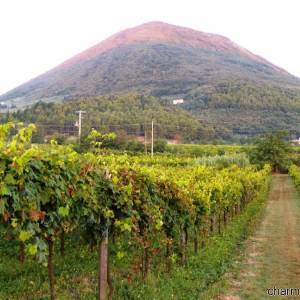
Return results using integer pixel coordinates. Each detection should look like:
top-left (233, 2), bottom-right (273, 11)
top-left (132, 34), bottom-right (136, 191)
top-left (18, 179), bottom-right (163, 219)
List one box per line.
top-left (219, 175), bottom-right (300, 299)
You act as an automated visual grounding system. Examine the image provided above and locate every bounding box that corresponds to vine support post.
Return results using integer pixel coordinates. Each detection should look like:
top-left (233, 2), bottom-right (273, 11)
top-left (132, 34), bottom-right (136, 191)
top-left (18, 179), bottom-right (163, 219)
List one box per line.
top-left (210, 215), bottom-right (214, 234)
top-left (224, 209), bottom-right (227, 226)
top-left (47, 238), bottom-right (55, 300)
top-left (166, 238), bottom-right (172, 272)
top-left (20, 241), bottom-right (25, 264)
top-left (231, 205), bottom-right (234, 219)
top-left (107, 248), bottom-right (113, 300)
top-left (193, 227), bottom-right (198, 254)
top-left (98, 228), bottom-right (109, 300)
top-left (180, 227), bottom-right (188, 265)
top-left (142, 246), bottom-right (150, 279)
top-left (218, 212), bottom-right (221, 234)
top-left (201, 226), bottom-right (206, 248)
top-left (60, 230), bottom-right (65, 257)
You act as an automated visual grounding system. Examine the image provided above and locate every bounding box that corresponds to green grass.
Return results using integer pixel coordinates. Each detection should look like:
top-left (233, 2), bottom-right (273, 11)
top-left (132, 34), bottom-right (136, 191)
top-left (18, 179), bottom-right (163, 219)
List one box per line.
top-left (0, 180), bottom-right (270, 300)
top-left (214, 174), bottom-right (300, 300)
top-left (120, 179), bottom-right (270, 300)
top-left (166, 144), bottom-right (249, 156)
top-left (0, 235), bottom-right (99, 299)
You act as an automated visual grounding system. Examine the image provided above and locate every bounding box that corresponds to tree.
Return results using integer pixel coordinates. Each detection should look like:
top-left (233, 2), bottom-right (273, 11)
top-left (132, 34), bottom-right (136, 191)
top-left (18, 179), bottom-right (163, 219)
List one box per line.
top-left (250, 131), bottom-right (290, 172)
top-left (79, 129), bottom-right (116, 152)
top-left (153, 139), bottom-right (167, 153)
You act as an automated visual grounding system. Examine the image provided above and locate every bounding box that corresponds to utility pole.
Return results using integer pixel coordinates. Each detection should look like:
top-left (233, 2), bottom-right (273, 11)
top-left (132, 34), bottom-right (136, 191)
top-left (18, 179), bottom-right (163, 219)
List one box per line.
top-left (76, 110), bottom-right (86, 146)
top-left (151, 119), bottom-right (154, 157)
top-left (144, 121), bottom-right (147, 154)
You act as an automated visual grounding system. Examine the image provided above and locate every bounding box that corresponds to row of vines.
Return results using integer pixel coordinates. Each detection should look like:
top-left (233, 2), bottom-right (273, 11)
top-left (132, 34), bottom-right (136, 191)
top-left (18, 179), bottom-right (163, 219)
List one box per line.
top-left (289, 165), bottom-right (300, 188)
top-left (0, 124), bottom-right (271, 299)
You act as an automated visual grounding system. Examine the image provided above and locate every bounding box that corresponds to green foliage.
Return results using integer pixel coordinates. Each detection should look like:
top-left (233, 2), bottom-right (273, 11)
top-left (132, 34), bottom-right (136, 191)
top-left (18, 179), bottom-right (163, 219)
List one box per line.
top-left (3, 41), bottom-right (300, 140)
top-left (3, 40), bottom-right (300, 112)
top-left (196, 153), bottom-right (249, 168)
top-left (85, 129), bottom-right (116, 152)
top-left (114, 178), bottom-right (270, 299)
top-left (289, 165), bottom-right (300, 188)
top-left (250, 131), bottom-right (290, 172)
top-left (166, 143), bottom-right (249, 156)
top-left (120, 140), bottom-right (145, 152)
top-left (0, 123), bottom-right (271, 299)
top-left (153, 139), bottom-right (167, 153)
top-left (12, 94), bottom-right (211, 143)
top-left (0, 174), bottom-right (270, 299)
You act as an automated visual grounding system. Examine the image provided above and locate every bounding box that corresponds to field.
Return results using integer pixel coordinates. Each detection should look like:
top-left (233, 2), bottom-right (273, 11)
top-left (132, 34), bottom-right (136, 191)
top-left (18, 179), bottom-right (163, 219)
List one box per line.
top-left (220, 174), bottom-right (300, 299)
top-left (0, 106), bottom-right (298, 299)
top-left (0, 124), bottom-right (274, 300)
top-left (2, 124), bottom-right (300, 299)
top-left (0, 186), bottom-right (270, 299)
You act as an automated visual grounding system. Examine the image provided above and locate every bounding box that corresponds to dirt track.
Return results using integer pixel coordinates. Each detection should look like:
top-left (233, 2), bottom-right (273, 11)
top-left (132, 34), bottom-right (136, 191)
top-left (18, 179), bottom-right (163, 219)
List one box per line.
top-left (220, 175), bottom-right (300, 299)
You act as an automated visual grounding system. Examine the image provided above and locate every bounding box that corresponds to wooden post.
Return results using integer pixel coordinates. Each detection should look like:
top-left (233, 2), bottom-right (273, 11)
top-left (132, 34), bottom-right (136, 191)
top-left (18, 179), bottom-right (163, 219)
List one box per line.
top-left (166, 238), bottom-right (172, 272)
top-left (142, 246), bottom-right (150, 279)
top-left (107, 248), bottom-right (113, 300)
top-left (20, 242), bottom-right (25, 264)
top-left (60, 230), bottom-right (65, 257)
top-left (223, 210), bottom-right (227, 227)
top-left (210, 215), bottom-right (214, 234)
top-left (98, 229), bottom-right (108, 300)
top-left (201, 226), bottom-right (206, 248)
top-left (180, 230), bottom-right (187, 265)
top-left (47, 238), bottom-right (55, 300)
top-left (193, 227), bottom-right (198, 254)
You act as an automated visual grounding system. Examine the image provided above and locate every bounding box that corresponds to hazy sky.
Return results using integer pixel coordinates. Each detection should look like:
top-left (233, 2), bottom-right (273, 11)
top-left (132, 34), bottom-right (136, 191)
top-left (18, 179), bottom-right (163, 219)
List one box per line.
top-left (1, 0), bottom-right (299, 95)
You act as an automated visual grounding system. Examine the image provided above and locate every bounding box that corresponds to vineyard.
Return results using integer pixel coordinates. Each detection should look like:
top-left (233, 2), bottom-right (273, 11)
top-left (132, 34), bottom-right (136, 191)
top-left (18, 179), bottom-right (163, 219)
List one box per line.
top-left (0, 124), bottom-right (271, 299)
top-left (289, 165), bottom-right (300, 188)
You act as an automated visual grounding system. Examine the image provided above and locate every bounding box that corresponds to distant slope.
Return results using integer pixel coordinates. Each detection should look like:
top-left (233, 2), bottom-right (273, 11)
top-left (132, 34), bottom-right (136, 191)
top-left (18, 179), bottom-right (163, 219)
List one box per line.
top-left (1, 21), bottom-right (299, 105)
top-left (1, 21), bottom-right (300, 138)
top-left (11, 94), bottom-right (212, 142)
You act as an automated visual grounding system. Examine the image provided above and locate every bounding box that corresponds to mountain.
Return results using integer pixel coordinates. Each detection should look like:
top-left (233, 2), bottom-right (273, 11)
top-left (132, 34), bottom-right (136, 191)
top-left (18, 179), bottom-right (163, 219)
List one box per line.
top-left (1, 21), bottom-right (300, 138)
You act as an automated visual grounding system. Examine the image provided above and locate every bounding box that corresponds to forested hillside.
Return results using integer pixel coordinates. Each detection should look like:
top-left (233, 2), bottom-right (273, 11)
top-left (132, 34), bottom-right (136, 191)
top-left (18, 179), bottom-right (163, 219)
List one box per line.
top-left (2, 22), bottom-right (300, 139)
top-left (10, 88), bottom-right (300, 141)
top-left (11, 94), bottom-right (211, 142)
top-left (182, 81), bottom-right (300, 137)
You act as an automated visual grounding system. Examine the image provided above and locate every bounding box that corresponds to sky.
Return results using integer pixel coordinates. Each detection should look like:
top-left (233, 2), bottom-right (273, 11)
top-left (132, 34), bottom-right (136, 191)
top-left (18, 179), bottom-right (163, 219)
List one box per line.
top-left (0, 0), bottom-right (300, 95)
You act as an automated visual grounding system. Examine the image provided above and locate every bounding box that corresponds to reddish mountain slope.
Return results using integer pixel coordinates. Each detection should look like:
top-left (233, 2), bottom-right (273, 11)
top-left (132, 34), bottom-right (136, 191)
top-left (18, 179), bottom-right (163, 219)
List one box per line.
top-left (59, 21), bottom-right (285, 73)
top-left (0, 21), bottom-right (299, 106)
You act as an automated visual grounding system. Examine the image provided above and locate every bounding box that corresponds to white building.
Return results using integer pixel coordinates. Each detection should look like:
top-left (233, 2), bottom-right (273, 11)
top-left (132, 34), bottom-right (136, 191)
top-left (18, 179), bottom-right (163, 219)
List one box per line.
top-left (290, 137), bottom-right (300, 145)
top-left (172, 99), bottom-right (184, 105)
